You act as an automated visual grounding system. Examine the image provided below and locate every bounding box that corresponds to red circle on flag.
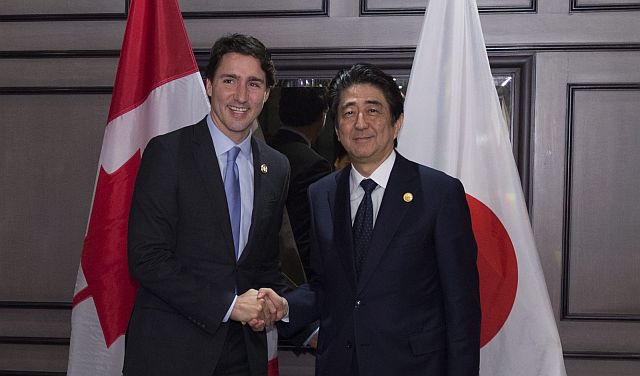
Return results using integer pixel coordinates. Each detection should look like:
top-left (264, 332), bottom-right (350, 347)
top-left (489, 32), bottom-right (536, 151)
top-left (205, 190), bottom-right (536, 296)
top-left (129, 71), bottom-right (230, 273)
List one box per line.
top-left (466, 194), bottom-right (518, 347)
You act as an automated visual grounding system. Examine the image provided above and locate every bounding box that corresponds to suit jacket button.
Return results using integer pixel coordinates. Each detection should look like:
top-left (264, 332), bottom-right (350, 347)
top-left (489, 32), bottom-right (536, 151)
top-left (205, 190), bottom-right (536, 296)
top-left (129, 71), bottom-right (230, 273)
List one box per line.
top-left (345, 341), bottom-right (352, 349)
top-left (355, 300), bottom-right (361, 308)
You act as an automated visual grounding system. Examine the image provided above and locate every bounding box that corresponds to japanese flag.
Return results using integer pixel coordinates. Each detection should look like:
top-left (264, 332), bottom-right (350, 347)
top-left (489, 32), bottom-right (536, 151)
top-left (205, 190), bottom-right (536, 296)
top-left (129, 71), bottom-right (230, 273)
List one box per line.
top-left (398, 0), bottom-right (567, 374)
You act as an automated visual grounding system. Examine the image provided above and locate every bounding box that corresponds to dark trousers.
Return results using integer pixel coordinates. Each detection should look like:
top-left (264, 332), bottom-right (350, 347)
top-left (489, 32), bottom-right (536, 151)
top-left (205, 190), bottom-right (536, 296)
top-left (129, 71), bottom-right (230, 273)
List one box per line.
top-left (349, 348), bottom-right (360, 376)
top-left (213, 321), bottom-right (250, 376)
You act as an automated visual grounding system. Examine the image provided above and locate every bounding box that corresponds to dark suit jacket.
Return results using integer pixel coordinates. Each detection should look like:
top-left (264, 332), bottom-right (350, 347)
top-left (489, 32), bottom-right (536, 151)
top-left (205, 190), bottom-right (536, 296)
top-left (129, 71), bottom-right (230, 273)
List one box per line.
top-left (123, 118), bottom-right (290, 376)
top-left (269, 128), bottom-right (332, 277)
top-left (284, 152), bottom-right (481, 376)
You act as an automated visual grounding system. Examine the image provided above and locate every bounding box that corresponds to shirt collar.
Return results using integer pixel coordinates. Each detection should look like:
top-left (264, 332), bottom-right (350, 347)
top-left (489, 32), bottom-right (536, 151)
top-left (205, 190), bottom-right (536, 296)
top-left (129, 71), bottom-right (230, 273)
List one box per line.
top-left (349, 150), bottom-right (396, 193)
top-left (207, 114), bottom-right (252, 158)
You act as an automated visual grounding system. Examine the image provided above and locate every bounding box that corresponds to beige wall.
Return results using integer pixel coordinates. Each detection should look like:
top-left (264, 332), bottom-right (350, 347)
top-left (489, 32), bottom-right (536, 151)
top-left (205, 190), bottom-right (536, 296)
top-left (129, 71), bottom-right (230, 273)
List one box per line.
top-left (1, 0), bottom-right (639, 374)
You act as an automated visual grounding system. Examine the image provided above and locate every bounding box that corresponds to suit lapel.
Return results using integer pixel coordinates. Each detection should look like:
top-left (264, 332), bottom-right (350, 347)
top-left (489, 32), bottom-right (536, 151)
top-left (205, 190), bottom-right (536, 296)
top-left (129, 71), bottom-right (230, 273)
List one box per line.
top-left (357, 154), bottom-right (418, 293)
top-left (192, 120), bottom-right (236, 261)
top-left (238, 137), bottom-right (272, 264)
top-left (333, 166), bottom-right (357, 289)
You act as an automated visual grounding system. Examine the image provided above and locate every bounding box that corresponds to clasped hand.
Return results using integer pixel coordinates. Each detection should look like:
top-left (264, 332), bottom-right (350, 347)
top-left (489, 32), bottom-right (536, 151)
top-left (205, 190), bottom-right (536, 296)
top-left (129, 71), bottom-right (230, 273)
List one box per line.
top-left (230, 288), bottom-right (288, 332)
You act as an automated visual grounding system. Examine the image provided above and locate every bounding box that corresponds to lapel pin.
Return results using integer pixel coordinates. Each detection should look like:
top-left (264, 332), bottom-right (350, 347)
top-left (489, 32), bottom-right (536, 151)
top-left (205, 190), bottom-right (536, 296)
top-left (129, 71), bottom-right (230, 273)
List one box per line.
top-left (260, 164), bottom-right (268, 174)
top-left (403, 192), bottom-right (413, 203)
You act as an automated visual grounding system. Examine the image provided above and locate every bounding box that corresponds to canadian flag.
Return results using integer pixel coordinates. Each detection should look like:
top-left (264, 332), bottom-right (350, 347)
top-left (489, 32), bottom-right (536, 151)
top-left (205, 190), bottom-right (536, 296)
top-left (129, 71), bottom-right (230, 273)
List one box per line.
top-left (398, 0), bottom-right (567, 375)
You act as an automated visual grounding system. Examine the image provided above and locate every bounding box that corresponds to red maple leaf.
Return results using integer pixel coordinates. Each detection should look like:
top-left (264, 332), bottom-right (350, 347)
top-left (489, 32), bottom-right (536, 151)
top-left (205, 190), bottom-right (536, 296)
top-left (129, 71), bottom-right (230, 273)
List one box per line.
top-left (73, 152), bottom-right (141, 347)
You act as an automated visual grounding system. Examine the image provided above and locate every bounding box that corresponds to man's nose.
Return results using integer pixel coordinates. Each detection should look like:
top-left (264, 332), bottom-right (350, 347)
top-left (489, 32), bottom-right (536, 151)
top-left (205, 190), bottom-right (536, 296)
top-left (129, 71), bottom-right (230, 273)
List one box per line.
top-left (234, 84), bottom-right (248, 102)
top-left (354, 112), bottom-right (367, 129)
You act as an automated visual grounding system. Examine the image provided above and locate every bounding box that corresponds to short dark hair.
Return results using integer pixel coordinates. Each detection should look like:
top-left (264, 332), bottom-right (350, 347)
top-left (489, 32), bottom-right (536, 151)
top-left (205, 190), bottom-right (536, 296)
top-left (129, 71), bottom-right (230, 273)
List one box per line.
top-left (278, 87), bottom-right (327, 127)
top-left (326, 63), bottom-right (404, 129)
top-left (204, 33), bottom-right (276, 88)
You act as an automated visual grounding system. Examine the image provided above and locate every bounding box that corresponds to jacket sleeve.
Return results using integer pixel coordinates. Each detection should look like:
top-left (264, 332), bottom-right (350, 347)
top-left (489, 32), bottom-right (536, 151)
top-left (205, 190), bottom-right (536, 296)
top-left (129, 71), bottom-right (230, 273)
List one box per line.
top-left (434, 178), bottom-right (481, 376)
top-left (280, 183), bottom-right (322, 337)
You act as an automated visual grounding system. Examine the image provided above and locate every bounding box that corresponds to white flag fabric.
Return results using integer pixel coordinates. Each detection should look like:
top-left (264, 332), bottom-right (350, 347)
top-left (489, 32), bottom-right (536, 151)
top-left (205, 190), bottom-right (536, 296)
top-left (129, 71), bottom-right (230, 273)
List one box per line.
top-left (398, 0), bottom-right (566, 375)
top-left (67, 0), bottom-right (210, 374)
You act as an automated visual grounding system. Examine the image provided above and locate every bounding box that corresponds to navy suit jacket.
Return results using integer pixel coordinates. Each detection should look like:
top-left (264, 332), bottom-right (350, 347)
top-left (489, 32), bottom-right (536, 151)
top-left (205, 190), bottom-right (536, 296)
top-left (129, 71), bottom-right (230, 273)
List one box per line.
top-left (285, 152), bottom-right (480, 376)
top-left (123, 118), bottom-right (290, 376)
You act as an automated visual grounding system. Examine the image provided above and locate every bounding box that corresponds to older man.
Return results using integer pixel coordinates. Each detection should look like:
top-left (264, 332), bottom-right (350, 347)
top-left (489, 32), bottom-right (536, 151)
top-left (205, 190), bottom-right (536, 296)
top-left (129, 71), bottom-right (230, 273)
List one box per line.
top-left (283, 63), bottom-right (481, 376)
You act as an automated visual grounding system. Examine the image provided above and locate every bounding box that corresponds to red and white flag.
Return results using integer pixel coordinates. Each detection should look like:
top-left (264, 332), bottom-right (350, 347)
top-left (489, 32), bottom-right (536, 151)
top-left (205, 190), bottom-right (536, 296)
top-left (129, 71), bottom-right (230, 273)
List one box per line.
top-left (67, 0), bottom-right (209, 374)
top-left (398, 0), bottom-right (566, 375)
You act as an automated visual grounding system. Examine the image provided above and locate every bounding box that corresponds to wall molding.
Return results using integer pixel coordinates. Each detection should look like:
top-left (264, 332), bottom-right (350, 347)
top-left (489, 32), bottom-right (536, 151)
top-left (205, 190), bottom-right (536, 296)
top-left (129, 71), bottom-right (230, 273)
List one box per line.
top-left (492, 54), bottom-right (535, 207)
top-left (182, 0), bottom-right (328, 19)
top-left (0, 12), bottom-right (126, 22)
top-left (2, 43), bottom-right (640, 61)
top-left (0, 301), bottom-right (71, 309)
top-left (564, 351), bottom-right (640, 360)
top-left (0, 0), bottom-right (128, 22)
top-left (0, 87), bottom-right (112, 95)
top-left (360, 0), bottom-right (536, 15)
top-left (571, 0), bottom-right (640, 12)
top-left (0, 0), bottom-right (328, 22)
top-left (0, 371), bottom-right (66, 376)
top-left (561, 83), bottom-right (640, 322)
top-left (0, 337), bottom-right (69, 346)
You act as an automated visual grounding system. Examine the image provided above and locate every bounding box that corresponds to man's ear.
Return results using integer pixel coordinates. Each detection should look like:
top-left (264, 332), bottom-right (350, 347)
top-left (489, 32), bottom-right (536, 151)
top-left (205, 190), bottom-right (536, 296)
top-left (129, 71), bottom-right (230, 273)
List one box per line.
top-left (263, 88), bottom-right (270, 104)
top-left (205, 78), bottom-right (213, 97)
top-left (393, 112), bottom-right (404, 138)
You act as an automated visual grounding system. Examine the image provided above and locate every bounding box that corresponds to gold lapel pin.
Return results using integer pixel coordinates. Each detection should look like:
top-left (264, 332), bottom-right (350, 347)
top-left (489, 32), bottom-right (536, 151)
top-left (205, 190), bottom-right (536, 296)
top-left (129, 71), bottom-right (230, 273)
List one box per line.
top-left (260, 164), bottom-right (268, 174)
top-left (403, 192), bottom-right (413, 203)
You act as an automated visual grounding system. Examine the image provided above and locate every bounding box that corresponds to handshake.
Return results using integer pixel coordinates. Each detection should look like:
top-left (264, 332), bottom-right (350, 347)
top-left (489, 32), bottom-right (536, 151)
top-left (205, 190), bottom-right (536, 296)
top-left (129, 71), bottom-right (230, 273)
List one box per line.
top-left (230, 288), bottom-right (288, 332)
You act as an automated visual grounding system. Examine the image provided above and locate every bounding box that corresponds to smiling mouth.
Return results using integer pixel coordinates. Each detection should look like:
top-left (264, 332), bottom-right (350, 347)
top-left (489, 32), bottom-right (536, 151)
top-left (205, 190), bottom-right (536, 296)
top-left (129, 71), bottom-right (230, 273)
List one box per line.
top-left (229, 105), bottom-right (248, 113)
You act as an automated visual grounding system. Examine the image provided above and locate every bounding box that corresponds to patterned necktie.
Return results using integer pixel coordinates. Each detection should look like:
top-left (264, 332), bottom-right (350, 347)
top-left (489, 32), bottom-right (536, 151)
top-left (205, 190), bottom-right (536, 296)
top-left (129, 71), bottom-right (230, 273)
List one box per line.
top-left (353, 178), bottom-right (377, 278)
top-left (224, 146), bottom-right (241, 260)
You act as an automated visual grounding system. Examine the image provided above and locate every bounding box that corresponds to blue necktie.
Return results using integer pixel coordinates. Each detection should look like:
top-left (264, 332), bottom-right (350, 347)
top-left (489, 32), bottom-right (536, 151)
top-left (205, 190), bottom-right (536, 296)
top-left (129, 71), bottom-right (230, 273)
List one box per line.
top-left (224, 147), bottom-right (241, 260)
top-left (353, 178), bottom-right (377, 278)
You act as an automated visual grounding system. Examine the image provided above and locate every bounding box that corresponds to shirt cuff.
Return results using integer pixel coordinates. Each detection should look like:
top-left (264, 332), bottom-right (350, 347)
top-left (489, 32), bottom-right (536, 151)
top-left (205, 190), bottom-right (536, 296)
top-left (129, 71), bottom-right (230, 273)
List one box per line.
top-left (281, 303), bottom-right (290, 322)
top-left (303, 327), bottom-right (320, 347)
top-left (222, 295), bottom-right (238, 322)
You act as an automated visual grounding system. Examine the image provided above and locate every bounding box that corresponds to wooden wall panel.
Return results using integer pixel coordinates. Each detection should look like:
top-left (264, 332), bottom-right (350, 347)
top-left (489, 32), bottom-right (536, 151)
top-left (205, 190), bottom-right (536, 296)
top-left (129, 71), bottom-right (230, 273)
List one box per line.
top-left (0, 307), bottom-right (70, 338)
top-left (0, 343), bottom-right (67, 374)
top-left (181, 0), bottom-right (328, 17)
top-left (565, 357), bottom-right (640, 376)
top-left (565, 85), bottom-right (640, 319)
top-left (534, 52), bottom-right (640, 373)
top-left (0, 93), bottom-right (109, 302)
top-left (572, 0), bottom-right (640, 12)
top-left (0, 0), bottom-right (126, 21)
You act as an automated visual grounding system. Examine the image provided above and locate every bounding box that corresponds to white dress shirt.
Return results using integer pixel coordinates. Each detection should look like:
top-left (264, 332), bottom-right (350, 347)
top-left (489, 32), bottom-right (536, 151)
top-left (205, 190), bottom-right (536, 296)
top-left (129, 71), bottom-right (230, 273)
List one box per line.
top-left (206, 114), bottom-right (254, 322)
top-left (349, 151), bottom-right (396, 226)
